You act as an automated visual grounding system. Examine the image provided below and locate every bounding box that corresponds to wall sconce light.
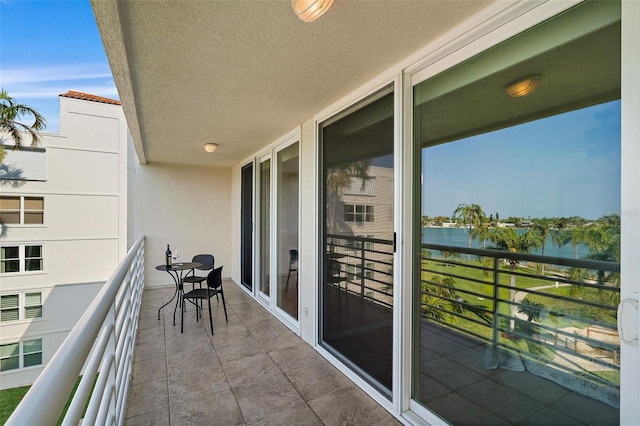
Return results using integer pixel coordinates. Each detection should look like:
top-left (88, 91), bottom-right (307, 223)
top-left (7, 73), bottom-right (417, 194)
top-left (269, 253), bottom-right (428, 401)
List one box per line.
top-left (292, 0), bottom-right (334, 22)
top-left (203, 143), bottom-right (218, 153)
top-left (505, 75), bottom-right (541, 98)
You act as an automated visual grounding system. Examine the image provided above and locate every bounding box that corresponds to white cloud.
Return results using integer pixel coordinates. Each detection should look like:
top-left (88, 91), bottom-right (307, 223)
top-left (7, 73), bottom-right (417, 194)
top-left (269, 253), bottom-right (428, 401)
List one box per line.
top-left (1, 64), bottom-right (113, 84)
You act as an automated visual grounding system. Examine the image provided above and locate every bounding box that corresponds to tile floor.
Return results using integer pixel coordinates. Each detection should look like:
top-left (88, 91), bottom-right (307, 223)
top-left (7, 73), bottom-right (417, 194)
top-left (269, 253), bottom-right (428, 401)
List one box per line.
top-left (124, 280), bottom-right (401, 425)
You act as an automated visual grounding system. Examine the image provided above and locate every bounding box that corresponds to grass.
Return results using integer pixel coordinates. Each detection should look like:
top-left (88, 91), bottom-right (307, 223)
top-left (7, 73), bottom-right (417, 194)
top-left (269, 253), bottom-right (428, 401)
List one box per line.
top-left (0, 385), bottom-right (30, 425)
top-left (0, 376), bottom-right (91, 425)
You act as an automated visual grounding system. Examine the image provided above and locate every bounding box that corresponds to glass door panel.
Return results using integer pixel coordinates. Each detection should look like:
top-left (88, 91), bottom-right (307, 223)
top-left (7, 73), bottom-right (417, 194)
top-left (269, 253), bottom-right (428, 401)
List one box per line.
top-left (259, 158), bottom-right (271, 299)
top-left (276, 142), bottom-right (299, 320)
top-left (241, 163), bottom-right (253, 291)
top-left (412, 3), bottom-right (621, 424)
top-left (320, 86), bottom-right (395, 396)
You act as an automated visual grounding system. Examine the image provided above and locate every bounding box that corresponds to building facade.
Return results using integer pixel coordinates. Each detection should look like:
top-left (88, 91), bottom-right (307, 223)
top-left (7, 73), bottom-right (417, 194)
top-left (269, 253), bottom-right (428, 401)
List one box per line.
top-left (0, 92), bottom-right (129, 389)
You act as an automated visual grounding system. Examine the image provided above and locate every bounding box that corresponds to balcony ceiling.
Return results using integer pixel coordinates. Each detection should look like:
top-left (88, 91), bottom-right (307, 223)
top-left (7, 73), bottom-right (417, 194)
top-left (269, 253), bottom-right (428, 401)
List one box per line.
top-left (91, 0), bottom-right (491, 167)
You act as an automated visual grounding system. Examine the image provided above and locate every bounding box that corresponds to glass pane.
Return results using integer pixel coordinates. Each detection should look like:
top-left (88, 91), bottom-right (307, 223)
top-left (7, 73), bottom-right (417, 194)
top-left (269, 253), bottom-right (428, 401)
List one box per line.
top-left (413, 4), bottom-right (620, 424)
top-left (25, 306), bottom-right (42, 319)
top-left (25, 292), bottom-right (41, 306)
top-left (321, 87), bottom-right (395, 396)
top-left (25, 245), bottom-right (42, 258)
top-left (0, 196), bottom-right (20, 210)
top-left (259, 159), bottom-right (271, 297)
top-left (25, 259), bottom-right (43, 271)
top-left (24, 352), bottom-right (42, 367)
top-left (0, 356), bottom-right (19, 371)
top-left (1, 308), bottom-right (19, 322)
top-left (276, 142), bottom-right (299, 319)
top-left (23, 197), bottom-right (43, 210)
top-left (24, 212), bottom-right (44, 224)
top-left (1, 294), bottom-right (19, 309)
top-left (0, 343), bottom-right (19, 357)
top-left (1, 246), bottom-right (19, 259)
top-left (0, 212), bottom-right (20, 224)
top-left (1, 260), bottom-right (20, 273)
top-left (241, 163), bottom-right (253, 290)
top-left (23, 339), bottom-right (42, 353)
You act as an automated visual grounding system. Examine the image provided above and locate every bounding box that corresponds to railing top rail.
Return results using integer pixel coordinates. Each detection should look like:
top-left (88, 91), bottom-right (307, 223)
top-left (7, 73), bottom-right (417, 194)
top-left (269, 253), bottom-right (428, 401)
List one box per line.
top-left (7, 236), bottom-right (145, 425)
top-left (423, 242), bottom-right (620, 272)
top-left (327, 233), bottom-right (393, 246)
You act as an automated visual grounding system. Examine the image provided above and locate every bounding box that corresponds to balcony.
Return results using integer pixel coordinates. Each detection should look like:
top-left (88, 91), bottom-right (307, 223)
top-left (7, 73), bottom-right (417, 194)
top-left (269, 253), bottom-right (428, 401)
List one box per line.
top-left (6, 236), bottom-right (620, 425)
top-left (124, 280), bottom-right (399, 425)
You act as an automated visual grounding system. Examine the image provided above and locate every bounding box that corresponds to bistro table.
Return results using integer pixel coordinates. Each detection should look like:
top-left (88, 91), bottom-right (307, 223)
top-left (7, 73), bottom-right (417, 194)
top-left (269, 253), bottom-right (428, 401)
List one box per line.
top-left (156, 262), bottom-right (202, 325)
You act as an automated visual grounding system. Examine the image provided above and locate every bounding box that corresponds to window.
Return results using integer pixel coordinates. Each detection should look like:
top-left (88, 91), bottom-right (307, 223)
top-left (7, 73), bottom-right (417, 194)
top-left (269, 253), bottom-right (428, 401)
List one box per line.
top-left (1, 245), bottom-right (44, 273)
top-left (343, 204), bottom-right (374, 223)
top-left (364, 261), bottom-right (375, 279)
top-left (0, 339), bottom-right (43, 372)
top-left (0, 295), bottom-right (19, 322)
top-left (0, 196), bottom-right (44, 225)
top-left (0, 292), bottom-right (43, 322)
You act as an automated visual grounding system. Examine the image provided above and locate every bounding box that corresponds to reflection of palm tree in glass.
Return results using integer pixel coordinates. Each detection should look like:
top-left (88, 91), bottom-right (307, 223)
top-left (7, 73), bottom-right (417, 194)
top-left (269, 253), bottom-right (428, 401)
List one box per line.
top-left (452, 203), bottom-right (486, 262)
top-left (325, 160), bottom-right (370, 235)
top-left (487, 227), bottom-right (544, 330)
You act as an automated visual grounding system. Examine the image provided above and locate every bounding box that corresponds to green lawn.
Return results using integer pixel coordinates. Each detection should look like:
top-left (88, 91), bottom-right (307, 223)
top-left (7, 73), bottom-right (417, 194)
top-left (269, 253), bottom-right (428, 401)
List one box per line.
top-left (0, 385), bottom-right (30, 425)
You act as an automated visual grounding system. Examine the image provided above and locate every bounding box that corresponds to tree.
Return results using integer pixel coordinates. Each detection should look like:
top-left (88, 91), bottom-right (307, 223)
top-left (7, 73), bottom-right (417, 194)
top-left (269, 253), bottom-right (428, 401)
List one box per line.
top-left (0, 90), bottom-right (46, 151)
top-left (532, 218), bottom-right (553, 275)
top-left (487, 227), bottom-right (544, 330)
top-left (452, 203), bottom-right (486, 262)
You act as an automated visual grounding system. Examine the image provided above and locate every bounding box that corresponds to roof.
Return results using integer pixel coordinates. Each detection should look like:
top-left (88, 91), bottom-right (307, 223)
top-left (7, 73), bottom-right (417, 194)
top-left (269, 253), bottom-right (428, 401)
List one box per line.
top-left (59, 90), bottom-right (121, 105)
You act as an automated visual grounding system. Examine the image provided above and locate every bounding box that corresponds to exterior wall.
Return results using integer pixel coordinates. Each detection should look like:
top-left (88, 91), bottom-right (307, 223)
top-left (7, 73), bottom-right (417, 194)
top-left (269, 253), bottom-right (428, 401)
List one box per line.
top-left (130, 162), bottom-right (232, 287)
top-left (0, 96), bottom-right (128, 389)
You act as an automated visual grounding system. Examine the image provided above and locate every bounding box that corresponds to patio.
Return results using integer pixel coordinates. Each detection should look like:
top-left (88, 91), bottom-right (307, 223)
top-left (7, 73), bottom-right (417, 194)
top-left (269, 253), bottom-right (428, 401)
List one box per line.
top-left (124, 280), bottom-right (401, 425)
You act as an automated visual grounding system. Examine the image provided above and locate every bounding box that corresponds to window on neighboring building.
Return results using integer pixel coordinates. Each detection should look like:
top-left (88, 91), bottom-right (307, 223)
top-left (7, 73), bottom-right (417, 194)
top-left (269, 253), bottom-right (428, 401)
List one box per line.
top-left (1, 245), bottom-right (44, 274)
top-left (0, 196), bottom-right (44, 225)
top-left (365, 261), bottom-right (375, 279)
top-left (0, 292), bottom-right (43, 322)
top-left (344, 204), bottom-right (374, 223)
top-left (0, 294), bottom-right (19, 322)
top-left (0, 339), bottom-right (43, 371)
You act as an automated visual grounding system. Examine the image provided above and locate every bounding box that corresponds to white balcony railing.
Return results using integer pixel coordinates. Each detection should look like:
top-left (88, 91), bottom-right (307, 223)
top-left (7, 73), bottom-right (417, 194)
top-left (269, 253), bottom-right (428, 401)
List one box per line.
top-left (7, 236), bottom-right (145, 425)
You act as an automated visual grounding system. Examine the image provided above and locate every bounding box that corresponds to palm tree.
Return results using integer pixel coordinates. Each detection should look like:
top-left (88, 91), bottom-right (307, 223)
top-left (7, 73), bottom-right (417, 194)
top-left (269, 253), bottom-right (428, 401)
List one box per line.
top-left (487, 227), bottom-right (545, 330)
top-left (532, 218), bottom-right (553, 275)
top-left (453, 203), bottom-right (486, 262)
top-left (0, 90), bottom-right (47, 150)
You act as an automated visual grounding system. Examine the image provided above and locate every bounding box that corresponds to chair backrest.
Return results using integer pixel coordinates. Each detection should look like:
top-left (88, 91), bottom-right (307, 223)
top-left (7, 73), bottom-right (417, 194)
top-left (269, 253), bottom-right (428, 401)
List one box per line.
top-left (289, 249), bottom-right (298, 263)
top-left (192, 254), bottom-right (215, 270)
top-left (206, 266), bottom-right (224, 289)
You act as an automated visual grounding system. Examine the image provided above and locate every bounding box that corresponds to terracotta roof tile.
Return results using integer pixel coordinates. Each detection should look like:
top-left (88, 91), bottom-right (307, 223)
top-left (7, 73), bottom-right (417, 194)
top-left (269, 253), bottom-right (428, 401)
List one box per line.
top-left (59, 90), bottom-right (121, 105)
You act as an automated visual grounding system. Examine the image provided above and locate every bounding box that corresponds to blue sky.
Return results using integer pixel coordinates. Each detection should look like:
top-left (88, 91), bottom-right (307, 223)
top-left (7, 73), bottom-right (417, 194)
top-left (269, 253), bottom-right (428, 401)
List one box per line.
top-left (422, 100), bottom-right (621, 221)
top-left (0, 0), bottom-right (116, 133)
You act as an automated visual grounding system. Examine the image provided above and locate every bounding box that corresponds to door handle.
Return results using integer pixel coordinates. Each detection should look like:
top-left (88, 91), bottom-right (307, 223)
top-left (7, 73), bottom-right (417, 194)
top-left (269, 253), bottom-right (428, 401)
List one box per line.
top-left (617, 296), bottom-right (639, 346)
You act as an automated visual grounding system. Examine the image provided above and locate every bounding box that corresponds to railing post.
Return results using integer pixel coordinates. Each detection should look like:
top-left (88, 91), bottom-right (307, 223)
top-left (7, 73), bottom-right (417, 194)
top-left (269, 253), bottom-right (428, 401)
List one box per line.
top-left (492, 257), bottom-right (500, 346)
top-left (360, 242), bottom-right (366, 300)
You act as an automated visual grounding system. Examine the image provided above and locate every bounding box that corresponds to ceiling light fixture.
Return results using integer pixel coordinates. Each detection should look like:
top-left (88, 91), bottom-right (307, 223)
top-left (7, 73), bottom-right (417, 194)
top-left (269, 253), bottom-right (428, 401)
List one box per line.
top-left (505, 75), bottom-right (541, 98)
top-left (203, 143), bottom-right (218, 153)
top-left (292, 0), bottom-right (334, 22)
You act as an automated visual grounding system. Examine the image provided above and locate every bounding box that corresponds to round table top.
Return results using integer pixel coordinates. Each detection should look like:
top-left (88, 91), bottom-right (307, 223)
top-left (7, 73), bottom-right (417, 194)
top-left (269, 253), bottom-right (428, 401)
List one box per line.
top-left (155, 262), bottom-right (202, 271)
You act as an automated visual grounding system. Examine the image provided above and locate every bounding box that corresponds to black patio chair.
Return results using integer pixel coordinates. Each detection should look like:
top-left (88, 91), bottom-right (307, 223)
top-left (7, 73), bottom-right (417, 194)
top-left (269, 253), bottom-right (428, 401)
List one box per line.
top-left (285, 249), bottom-right (298, 293)
top-left (181, 266), bottom-right (228, 335)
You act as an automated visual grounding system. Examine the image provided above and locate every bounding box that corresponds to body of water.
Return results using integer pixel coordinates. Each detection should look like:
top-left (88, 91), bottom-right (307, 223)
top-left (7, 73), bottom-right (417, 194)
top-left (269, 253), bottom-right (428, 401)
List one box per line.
top-left (422, 227), bottom-right (589, 260)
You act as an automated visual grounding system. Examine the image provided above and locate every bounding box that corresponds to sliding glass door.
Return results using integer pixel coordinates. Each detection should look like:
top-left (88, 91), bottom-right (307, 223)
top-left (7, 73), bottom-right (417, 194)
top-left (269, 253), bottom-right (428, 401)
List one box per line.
top-left (275, 141), bottom-right (299, 320)
top-left (319, 86), bottom-right (395, 397)
top-left (258, 156), bottom-right (271, 301)
top-left (411, 2), bottom-right (623, 424)
top-left (240, 163), bottom-right (253, 291)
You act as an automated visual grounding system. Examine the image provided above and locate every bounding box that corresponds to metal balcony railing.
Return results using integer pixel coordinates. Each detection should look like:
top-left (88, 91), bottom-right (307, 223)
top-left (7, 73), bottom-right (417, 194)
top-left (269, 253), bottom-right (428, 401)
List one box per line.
top-left (326, 233), bottom-right (394, 309)
top-left (7, 236), bottom-right (145, 425)
top-left (421, 242), bottom-right (621, 396)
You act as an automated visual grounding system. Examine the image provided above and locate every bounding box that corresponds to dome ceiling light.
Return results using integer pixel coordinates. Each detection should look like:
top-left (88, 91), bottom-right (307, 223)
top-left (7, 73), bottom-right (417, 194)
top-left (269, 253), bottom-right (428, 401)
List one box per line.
top-left (203, 143), bottom-right (218, 153)
top-left (505, 75), bottom-right (541, 98)
top-left (292, 0), bottom-right (334, 22)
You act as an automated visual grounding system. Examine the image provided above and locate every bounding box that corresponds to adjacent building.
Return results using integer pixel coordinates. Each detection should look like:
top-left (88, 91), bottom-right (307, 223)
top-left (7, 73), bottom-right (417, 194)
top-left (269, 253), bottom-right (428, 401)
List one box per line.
top-left (0, 91), bottom-right (129, 389)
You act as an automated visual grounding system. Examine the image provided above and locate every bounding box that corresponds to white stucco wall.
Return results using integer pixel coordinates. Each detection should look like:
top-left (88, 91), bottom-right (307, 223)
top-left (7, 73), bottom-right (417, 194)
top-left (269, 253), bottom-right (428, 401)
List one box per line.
top-left (130, 162), bottom-right (232, 287)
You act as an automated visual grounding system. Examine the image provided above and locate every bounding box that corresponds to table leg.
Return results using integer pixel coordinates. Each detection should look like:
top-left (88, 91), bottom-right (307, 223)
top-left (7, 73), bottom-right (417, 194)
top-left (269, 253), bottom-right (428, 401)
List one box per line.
top-left (158, 270), bottom-right (180, 320)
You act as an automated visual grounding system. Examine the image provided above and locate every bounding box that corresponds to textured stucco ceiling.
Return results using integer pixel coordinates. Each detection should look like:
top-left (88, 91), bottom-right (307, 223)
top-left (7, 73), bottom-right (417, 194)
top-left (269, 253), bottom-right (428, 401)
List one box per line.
top-left (91, 0), bottom-right (492, 167)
